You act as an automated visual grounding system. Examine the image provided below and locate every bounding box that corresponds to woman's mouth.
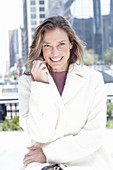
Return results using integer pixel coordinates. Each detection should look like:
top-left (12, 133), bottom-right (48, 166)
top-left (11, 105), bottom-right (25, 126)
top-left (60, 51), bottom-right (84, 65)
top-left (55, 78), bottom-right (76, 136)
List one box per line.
top-left (49, 57), bottom-right (63, 62)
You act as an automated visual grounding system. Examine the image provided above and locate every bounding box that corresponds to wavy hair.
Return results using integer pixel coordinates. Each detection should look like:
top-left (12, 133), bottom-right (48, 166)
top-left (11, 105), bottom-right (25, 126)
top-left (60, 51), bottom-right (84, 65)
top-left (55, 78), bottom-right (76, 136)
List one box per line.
top-left (26, 16), bottom-right (85, 73)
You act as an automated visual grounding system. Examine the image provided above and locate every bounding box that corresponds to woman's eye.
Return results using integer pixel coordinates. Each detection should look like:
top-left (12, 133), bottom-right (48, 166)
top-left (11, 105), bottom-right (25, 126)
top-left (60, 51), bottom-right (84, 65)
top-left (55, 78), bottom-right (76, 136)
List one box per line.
top-left (44, 44), bottom-right (50, 47)
top-left (59, 43), bottom-right (65, 46)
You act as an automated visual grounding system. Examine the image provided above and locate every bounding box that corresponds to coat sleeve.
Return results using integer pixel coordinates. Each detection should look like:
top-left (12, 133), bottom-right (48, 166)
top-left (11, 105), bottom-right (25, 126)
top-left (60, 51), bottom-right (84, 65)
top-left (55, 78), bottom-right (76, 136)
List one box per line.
top-left (19, 75), bottom-right (64, 143)
top-left (42, 73), bottom-right (107, 164)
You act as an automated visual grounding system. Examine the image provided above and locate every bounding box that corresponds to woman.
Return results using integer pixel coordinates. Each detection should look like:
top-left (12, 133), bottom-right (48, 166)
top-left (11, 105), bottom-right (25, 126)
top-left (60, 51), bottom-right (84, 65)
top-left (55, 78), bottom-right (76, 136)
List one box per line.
top-left (19, 16), bottom-right (113, 170)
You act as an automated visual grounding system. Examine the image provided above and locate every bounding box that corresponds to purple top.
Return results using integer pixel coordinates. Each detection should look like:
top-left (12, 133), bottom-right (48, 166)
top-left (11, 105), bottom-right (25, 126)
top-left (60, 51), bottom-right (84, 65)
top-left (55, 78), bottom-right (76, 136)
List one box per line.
top-left (50, 71), bottom-right (68, 95)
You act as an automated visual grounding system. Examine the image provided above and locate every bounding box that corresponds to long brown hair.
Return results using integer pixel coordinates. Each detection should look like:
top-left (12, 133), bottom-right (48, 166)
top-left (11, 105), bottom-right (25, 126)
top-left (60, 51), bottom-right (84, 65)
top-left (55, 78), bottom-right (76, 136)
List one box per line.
top-left (26, 16), bottom-right (85, 74)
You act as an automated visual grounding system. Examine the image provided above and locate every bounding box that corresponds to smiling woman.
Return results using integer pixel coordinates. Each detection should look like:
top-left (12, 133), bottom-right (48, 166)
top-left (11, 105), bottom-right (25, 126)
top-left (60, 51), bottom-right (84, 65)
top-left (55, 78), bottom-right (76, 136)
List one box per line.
top-left (42, 28), bottom-right (72, 72)
top-left (19, 16), bottom-right (113, 170)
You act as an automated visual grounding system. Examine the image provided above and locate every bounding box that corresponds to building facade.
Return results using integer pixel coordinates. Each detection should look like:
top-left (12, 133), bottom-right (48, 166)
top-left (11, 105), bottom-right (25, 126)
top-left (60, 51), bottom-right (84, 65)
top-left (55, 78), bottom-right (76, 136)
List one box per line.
top-left (21, 0), bottom-right (113, 66)
top-left (93, 0), bottom-right (103, 61)
top-left (109, 0), bottom-right (113, 47)
top-left (46, 0), bottom-right (74, 20)
top-left (71, 0), bottom-right (113, 63)
top-left (22, 0), bottom-right (48, 68)
top-left (9, 30), bottom-right (19, 68)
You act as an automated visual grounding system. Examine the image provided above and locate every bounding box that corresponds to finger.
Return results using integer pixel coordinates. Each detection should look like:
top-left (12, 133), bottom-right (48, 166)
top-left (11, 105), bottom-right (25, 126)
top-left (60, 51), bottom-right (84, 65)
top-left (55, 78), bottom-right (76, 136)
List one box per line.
top-left (34, 59), bottom-right (43, 64)
top-left (31, 60), bottom-right (40, 73)
top-left (27, 146), bottom-right (37, 150)
top-left (24, 153), bottom-right (31, 160)
top-left (33, 60), bottom-right (45, 73)
top-left (43, 68), bottom-right (49, 75)
top-left (32, 60), bottom-right (43, 68)
top-left (31, 64), bottom-right (39, 75)
top-left (23, 152), bottom-right (39, 166)
top-left (38, 63), bottom-right (47, 71)
top-left (23, 154), bottom-right (31, 164)
top-left (23, 158), bottom-right (32, 166)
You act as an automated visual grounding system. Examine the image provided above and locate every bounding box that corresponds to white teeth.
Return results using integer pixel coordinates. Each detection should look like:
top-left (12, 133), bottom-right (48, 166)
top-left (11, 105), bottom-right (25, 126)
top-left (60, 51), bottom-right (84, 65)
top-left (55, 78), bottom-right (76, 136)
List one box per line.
top-left (51, 57), bottom-right (62, 61)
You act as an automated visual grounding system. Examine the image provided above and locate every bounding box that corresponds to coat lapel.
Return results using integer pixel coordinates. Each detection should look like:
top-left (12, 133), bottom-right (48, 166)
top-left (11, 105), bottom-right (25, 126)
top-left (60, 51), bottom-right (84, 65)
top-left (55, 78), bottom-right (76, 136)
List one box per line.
top-left (61, 64), bottom-right (85, 104)
top-left (48, 73), bottom-right (64, 107)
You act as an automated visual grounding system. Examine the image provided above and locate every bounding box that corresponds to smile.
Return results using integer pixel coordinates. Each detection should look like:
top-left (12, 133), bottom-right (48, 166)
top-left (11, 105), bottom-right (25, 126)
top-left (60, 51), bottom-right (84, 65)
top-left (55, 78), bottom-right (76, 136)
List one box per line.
top-left (50, 57), bottom-right (63, 62)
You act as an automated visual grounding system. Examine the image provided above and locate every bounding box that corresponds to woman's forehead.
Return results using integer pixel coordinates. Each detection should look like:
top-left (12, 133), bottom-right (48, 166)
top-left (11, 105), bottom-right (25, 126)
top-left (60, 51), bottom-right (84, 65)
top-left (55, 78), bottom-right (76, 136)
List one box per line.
top-left (43, 28), bottom-right (69, 42)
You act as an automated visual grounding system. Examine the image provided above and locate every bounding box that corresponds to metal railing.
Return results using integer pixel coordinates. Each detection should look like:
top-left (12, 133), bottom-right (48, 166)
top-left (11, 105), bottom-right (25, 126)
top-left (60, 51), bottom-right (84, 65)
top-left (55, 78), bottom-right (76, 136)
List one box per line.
top-left (0, 95), bottom-right (113, 121)
top-left (0, 97), bottom-right (19, 120)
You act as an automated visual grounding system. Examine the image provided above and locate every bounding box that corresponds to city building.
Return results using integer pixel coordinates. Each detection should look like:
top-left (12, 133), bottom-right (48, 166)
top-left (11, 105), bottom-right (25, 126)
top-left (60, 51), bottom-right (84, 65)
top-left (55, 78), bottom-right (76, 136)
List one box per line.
top-left (8, 29), bottom-right (19, 68)
top-left (22, 0), bottom-right (48, 68)
top-left (46, 0), bottom-right (74, 20)
top-left (93, 0), bottom-right (103, 61)
top-left (71, 0), bottom-right (113, 63)
top-left (109, 0), bottom-right (113, 47)
top-left (20, 0), bottom-right (113, 66)
top-left (72, 18), bottom-right (94, 50)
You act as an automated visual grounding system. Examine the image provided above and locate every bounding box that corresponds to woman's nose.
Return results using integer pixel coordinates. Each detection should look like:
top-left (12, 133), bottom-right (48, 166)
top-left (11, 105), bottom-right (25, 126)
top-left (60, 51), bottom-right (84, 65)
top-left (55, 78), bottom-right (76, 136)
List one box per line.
top-left (52, 47), bottom-right (59, 56)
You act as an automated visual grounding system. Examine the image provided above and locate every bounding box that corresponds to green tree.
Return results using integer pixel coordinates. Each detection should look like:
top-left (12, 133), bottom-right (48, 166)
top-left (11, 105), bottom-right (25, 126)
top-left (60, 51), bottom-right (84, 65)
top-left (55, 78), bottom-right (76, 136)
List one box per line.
top-left (84, 49), bottom-right (98, 65)
top-left (107, 100), bottom-right (113, 120)
top-left (104, 47), bottom-right (113, 65)
top-left (0, 116), bottom-right (23, 131)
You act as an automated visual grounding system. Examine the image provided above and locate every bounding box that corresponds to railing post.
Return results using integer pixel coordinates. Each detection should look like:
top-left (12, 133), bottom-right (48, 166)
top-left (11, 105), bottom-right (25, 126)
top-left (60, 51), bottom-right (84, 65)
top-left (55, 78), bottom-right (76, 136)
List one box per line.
top-left (10, 103), bottom-right (13, 119)
top-left (0, 104), bottom-right (6, 121)
top-left (14, 103), bottom-right (17, 116)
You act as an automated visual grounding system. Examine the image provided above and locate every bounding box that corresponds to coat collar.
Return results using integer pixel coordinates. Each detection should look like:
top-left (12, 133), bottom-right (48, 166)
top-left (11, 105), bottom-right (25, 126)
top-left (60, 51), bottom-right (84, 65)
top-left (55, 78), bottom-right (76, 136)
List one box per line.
top-left (68, 63), bottom-right (85, 78)
top-left (61, 63), bottom-right (85, 104)
top-left (48, 63), bottom-right (86, 105)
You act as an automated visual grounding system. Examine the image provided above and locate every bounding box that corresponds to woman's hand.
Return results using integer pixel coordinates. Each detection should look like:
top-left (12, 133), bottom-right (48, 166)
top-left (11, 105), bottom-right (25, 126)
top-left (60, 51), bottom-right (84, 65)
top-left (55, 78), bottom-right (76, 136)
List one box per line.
top-left (31, 60), bottom-right (49, 83)
top-left (23, 146), bottom-right (47, 166)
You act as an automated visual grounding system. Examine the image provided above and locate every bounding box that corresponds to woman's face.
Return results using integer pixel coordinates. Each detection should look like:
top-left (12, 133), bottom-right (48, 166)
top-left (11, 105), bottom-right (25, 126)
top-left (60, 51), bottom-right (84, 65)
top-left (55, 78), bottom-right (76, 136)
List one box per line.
top-left (42, 28), bottom-right (72, 72)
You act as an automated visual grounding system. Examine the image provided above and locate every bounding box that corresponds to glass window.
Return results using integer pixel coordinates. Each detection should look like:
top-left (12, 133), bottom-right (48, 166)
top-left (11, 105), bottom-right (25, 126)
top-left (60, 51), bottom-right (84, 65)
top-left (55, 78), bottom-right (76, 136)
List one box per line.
top-left (32, 34), bottom-right (34, 40)
top-left (31, 20), bottom-right (37, 25)
top-left (30, 1), bottom-right (36, 5)
top-left (31, 14), bottom-right (36, 18)
top-left (39, 0), bottom-right (44, 5)
top-left (40, 14), bottom-right (45, 18)
top-left (39, 7), bottom-right (45, 11)
top-left (30, 7), bottom-right (36, 12)
top-left (31, 28), bottom-right (35, 32)
top-left (40, 20), bottom-right (43, 24)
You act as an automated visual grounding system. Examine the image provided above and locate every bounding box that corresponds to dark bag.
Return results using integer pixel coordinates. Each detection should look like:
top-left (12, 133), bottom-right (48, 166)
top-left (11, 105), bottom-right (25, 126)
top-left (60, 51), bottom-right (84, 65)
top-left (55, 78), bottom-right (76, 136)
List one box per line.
top-left (41, 164), bottom-right (63, 170)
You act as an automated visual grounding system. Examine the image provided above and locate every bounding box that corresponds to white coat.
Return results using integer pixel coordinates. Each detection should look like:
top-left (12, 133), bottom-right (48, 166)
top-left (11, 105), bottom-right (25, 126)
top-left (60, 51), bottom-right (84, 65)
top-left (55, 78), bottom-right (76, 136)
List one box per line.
top-left (19, 63), bottom-right (113, 170)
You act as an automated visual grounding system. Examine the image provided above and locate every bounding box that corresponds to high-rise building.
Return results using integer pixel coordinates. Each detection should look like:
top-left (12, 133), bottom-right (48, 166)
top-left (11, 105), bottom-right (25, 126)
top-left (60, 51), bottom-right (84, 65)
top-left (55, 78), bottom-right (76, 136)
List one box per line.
top-left (22, 0), bottom-right (29, 67)
top-left (109, 0), bottom-right (113, 47)
top-left (22, 0), bottom-right (48, 68)
top-left (72, 17), bottom-right (94, 50)
top-left (9, 30), bottom-right (19, 68)
top-left (71, 0), bottom-right (111, 62)
top-left (93, 0), bottom-right (104, 61)
top-left (46, 0), bottom-right (74, 20)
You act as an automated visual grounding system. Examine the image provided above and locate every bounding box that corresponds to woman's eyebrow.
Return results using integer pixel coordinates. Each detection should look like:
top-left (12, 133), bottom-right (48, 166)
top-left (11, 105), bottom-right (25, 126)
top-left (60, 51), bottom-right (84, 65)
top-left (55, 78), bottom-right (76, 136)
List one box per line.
top-left (43, 40), bottom-right (67, 44)
top-left (43, 41), bottom-right (50, 44)
top-left (58, 40), bottom-right (67, 43)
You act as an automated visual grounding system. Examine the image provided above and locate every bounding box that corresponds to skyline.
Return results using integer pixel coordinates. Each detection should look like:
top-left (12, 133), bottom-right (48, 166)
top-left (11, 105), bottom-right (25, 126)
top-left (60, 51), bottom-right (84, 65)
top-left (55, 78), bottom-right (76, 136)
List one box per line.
top-left (0, 0), bottom-right (22, 76)
top-left (0, 0), bottom-right (111, 76)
